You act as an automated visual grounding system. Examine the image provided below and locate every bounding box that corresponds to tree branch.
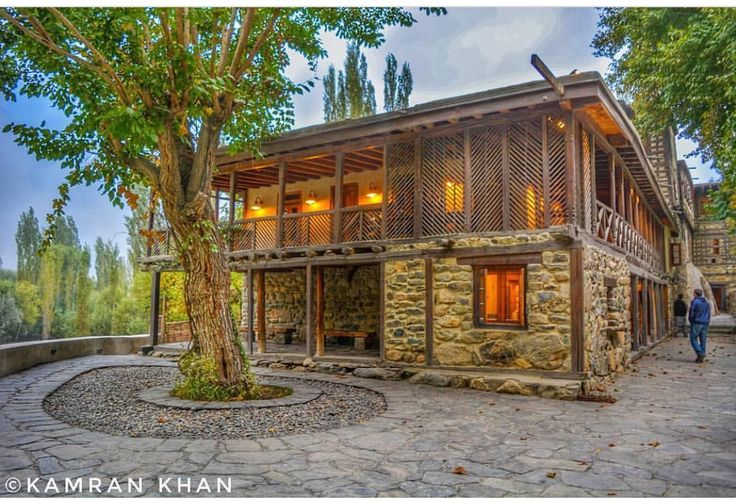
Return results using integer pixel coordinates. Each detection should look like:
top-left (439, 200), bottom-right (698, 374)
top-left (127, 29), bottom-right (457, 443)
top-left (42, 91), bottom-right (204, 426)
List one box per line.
top-left (234, 9), bottom-right (280, 83)
top-left (228, 8), bottom-right (255, 78)
top-left (216, 7), bottom-right (237, 78)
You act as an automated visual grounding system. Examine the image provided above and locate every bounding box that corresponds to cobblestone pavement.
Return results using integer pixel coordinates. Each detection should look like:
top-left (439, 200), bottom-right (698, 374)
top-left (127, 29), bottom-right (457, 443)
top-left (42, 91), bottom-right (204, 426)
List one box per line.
top-left (1, 336), bottom-right (735, 497)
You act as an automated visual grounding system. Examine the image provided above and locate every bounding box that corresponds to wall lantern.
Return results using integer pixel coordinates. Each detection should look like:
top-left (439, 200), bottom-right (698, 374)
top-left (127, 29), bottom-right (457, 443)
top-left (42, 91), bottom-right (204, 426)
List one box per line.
top-left (366, 182), bottom-right (379, 199)
top-left (250, 196), bottom-right (264, 211)
top-left (305, 190), bottom-right (318, 206)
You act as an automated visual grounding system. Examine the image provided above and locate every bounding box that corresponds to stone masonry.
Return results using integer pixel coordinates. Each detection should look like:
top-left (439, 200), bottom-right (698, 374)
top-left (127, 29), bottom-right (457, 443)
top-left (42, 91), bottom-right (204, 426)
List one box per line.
top-left (384, 258), bottom-right (427, 364)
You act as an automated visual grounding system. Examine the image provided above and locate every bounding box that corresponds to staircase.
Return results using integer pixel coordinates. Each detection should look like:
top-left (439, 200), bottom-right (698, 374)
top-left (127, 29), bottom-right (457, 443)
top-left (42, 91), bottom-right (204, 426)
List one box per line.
top-left (710, 314), bottom-right (736, 336)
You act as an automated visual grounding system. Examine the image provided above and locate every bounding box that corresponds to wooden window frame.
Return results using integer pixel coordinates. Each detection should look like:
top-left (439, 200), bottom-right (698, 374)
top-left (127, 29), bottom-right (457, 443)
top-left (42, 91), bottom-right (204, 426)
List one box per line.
top-left (670, 243), bottom-right (681, 266)
top-left (471, 264), bottom-right (528, 330)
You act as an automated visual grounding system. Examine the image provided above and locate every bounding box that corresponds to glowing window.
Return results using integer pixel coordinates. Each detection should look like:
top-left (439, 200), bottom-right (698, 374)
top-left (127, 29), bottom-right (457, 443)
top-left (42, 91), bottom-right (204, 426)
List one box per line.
top-left (445, 181), bottom-right (464, 213)
top-left (474, 266), bottom-right (526, 327)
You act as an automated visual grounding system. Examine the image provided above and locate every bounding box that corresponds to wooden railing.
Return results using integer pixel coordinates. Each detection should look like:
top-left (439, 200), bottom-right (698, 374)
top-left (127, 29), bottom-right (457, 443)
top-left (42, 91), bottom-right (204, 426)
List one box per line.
top-left (341, 204), bottom-right (382, 243)
top-left (283, 210), bottom-right (333, 248)
top-left (596, 201), bottom-right (663, 271)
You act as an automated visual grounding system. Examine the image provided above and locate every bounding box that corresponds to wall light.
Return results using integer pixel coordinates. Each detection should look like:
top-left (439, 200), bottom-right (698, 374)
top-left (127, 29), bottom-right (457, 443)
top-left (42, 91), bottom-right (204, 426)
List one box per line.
top-left (305, 190), bottom-right (318, 206)
top-left (250, 197), bottom-right (263, 211)
top-left (366, 182), bottom-right (379, 199)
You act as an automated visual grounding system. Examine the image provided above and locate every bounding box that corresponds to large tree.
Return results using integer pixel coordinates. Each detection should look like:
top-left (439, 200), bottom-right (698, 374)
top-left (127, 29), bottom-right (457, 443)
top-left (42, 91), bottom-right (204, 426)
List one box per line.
top-left (383, 53), bottom-right (413, 112)
top-left (593, 8), bottom-right (736, 225)
top-left (1, 7), bottom-right (442, 395)
top-left (322, 42), bottom-right (378, 122)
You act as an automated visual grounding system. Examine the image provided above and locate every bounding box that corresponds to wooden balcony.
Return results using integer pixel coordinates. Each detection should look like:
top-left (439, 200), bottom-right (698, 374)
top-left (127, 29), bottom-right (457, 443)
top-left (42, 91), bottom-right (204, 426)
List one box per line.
top-left (595, 201), bottom-right (663, 271)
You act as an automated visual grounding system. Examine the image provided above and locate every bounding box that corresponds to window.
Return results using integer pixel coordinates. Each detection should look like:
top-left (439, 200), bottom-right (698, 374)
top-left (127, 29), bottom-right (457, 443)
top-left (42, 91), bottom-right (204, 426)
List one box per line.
top-left (670, 243), bottom-right (681, 266)
top-left (444, 181), bottom-right (464, 213)
top-left (712, 239), bottom-right (720, 255)
top-left (474, 266), bottom-right (526, 327)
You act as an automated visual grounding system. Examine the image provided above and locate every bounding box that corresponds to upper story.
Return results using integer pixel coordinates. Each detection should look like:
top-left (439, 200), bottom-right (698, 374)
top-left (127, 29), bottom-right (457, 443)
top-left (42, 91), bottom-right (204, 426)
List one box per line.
top-left (144, 72), bottom-right (677, 274)
top-left (693, 182), bottom-right (735, 268)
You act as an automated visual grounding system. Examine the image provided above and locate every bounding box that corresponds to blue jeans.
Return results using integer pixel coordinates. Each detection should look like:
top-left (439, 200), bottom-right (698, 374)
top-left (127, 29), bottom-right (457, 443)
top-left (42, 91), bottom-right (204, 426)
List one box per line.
top-left (690, 323), bottom-right (708, 356)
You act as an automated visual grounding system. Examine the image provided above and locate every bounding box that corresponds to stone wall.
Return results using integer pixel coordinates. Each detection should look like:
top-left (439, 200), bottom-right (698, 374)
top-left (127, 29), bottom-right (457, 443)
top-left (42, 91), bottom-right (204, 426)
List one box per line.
top-left (324, 265), bottom-right (380, 333)
top-left (431, 251), bottom-right (572, 372)
top-left (384, 258), bottom-right (427, 364)
top-left (582, 244), bottom-right (631, 378)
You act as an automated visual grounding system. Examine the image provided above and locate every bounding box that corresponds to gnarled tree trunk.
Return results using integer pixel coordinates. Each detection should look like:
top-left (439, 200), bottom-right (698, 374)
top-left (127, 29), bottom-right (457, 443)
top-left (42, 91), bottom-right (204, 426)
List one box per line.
top-left (157, 126), bottom-right (252, 390)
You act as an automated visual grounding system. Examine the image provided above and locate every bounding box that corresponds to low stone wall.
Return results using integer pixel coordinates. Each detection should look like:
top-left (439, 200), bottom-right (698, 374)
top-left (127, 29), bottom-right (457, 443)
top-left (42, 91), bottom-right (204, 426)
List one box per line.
top-left (0, 335), bottom-right (149, 377)
top-left (161, 321), bottom-right (191, 344)
top-left (583, 244), bottom-right (631, 379)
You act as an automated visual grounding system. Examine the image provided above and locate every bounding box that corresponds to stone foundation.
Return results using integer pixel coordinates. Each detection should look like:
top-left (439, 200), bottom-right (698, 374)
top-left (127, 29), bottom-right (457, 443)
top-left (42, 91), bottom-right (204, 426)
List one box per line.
top-left (384, 258), bottom-right (427, 364)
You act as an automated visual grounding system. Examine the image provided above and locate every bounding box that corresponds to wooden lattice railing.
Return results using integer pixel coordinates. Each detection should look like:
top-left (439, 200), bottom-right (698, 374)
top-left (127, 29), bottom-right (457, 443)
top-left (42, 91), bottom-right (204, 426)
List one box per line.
top-left (341, 205), bottom-right (382, 243)
top-left (595, 201), bottom-right (663, 271)
top-left (283, 211), bottom-right (333, 248)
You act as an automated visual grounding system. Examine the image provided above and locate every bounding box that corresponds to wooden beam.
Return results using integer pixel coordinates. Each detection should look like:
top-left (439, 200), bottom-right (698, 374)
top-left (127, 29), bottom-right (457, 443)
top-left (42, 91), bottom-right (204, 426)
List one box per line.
top-left (570, 246), bottom-right (585, 372)
top-left (333, 152), bottom-right (344, 243)
top-left (589, 134), bottom-right (597, 233)
top-left (413, 137), bottom-right (423, 238)
top-left (463, 129), bottom-right (472, 232)
top-left (256, 270), bottom-right (266, 353)
top-left (502, 123), bottom-right (510, 231)
top-left (316, 266), bottom-right (325, 356)
top-left (306, 263), bottom-right (314, 356)
top-left (530, 54), bottom-right (565, 97)
top-left (149, 271), bottom-right (161, 346)
top-left (564, 111), bottom-right (578, 226)
top-left (247, 268), bottom-right (254, 355)
top-left (609, 152), bottom-right (616, 215)
top-left (381, 145), bottom-right (388, 240)
top-left (424, 258), bottom-right (433, 366)
top-left (630, 275), bottom-right (639, 351)
top-left (276, 161), bottom-right (286, 248)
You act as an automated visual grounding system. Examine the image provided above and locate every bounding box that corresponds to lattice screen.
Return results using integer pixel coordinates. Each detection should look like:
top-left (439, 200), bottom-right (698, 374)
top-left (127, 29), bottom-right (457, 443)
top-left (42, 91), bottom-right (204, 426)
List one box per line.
top-left (508, 120), bottom-right (544, 230)
top-left (547, 116), bottom-right (567, 226)
top-left (470, 125), bottom-right (504, 232)
top-left (421, 133), bottom-right (466, 237)
top-left (385, 142), bottom-right (415, 239)
top-left (581, 128), bottom-right (593, 232)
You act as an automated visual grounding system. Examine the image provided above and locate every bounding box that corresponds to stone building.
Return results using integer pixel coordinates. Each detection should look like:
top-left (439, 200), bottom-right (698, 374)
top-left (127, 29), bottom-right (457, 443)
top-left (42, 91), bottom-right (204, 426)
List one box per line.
top-left (143, 70), bottom-right (716, 397)
top-left (692, 182), bottom-right (736, 315)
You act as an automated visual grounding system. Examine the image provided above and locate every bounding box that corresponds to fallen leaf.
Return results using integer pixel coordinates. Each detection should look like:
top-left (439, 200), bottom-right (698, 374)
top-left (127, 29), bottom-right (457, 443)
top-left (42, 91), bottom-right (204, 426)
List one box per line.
top-left (608, 443), bottom-right (616, 448)
top-left (546, 471), bottom-right (557, 479)
top-left (452, 466), bottom-right (468, 475)
top-left (157, 416), bottom-right (168, 424)
top-left (648, 441), bottom-right (660, 448)
top-left (607, 492), bottom-right (617, 496)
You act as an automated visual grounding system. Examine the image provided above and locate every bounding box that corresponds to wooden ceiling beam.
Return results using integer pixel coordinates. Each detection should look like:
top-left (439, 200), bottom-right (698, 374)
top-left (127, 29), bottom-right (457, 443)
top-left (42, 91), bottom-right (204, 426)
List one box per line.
top-left (344, 155), bottom-right (380, 171)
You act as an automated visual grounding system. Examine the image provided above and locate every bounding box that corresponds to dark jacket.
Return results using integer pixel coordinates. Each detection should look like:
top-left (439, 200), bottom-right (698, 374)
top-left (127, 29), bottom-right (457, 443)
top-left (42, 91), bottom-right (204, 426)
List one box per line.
top-left (688, 297), bottom-right (711, 326)
top-left (674, 299), bottom-right (688, 317)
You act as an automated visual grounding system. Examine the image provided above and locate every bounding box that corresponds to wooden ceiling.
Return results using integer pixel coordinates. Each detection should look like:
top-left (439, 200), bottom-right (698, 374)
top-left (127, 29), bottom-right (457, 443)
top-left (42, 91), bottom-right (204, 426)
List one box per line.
top-left (211, 146), bottom-right (383, 191)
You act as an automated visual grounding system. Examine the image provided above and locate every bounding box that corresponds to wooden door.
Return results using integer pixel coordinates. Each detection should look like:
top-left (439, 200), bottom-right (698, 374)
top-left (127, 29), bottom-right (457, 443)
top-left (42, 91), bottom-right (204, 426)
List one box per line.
top-left (712, 286), bottom-right (724, 312)
top-left (330, 183), bottom-right (359, 208)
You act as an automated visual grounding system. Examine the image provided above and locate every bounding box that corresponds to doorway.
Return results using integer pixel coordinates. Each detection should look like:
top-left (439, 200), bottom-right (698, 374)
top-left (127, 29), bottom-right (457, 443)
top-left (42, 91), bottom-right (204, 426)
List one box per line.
top-left (712, 285), bottom-right (726, 312)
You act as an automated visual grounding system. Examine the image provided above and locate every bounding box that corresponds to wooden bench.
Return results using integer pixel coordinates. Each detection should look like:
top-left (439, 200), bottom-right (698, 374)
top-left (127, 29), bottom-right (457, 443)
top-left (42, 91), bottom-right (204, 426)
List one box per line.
top-left (324, 330), bottom-right (376, 350)
top-left (271, 325), bottom-right (296, 344)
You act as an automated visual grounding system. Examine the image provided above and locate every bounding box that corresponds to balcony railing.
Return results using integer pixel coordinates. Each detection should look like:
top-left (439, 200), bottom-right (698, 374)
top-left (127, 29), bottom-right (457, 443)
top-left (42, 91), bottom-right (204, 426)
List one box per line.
top-left (595, 201), bottom-right (663, 271)
top-left (147, 205), bottom-right (386, 257)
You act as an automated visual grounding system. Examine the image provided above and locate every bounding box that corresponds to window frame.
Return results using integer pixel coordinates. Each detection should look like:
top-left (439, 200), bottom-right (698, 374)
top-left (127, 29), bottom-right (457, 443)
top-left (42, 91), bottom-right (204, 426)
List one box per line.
top-left (471, 264), bottom-right (528, 330)
top-left (670, 242), bottom-right (681, 266)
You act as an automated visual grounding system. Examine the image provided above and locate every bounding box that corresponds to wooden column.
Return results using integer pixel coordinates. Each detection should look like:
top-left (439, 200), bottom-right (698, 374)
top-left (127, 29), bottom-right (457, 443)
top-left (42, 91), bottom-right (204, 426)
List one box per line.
top-left (381, 145), bottom-right (389, 240)
top-left (463, 129), bottom-right (472, 232)
top-left (315, 266), bottom-right (325, 356)
top-left (501, 123), bottom-right (510, 230)
top-left (214, 189), bottom-right (220, 221)
top-left (609, 154), bottom-right (616, 215)
top-left (247, 268), bottom-right (254, 355)
top-left (564, 112), bottom-right (579, 227)
top-left (149, 271), bottom-right (161, 346)
top-left (146, 190), bottom-right (155, 257)
top-left (228, 173), bottom-right (237, 224)
top-left (542, 116), bottom-right (551, 228)
top-left (276, 161), bottom-right (286, 248)
top-left (589, 135), bottom-right (597, 234)
top-left (570, 245), bottom-right (585, 372)
top-left (256, 270), bottom-right (266, 353)
top-left (424, 258), bottom-right (434, 366)
top-left (413, 137), bottom-right (423, 238)
top-left (305, 263), bottom-right (315, 356)
top-left (619, 162), bottom-right (626, 219)
top-left (630, 275), bottom-right (639, 351)
top-left (642, 278), bottom-right (649, 347)
top-left (333, 152), bottom-right (344, 243)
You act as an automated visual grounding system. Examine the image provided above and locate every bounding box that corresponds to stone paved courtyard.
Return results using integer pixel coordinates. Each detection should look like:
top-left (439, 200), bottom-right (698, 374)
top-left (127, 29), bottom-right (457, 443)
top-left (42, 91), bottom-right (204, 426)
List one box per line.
top-left (1, 336), bottom-right (735, 497)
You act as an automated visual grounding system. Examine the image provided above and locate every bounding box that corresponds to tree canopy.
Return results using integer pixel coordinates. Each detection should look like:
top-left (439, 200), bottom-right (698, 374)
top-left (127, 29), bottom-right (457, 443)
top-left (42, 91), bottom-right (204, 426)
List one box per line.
top-left (593, 8), bottom-right (736, 226)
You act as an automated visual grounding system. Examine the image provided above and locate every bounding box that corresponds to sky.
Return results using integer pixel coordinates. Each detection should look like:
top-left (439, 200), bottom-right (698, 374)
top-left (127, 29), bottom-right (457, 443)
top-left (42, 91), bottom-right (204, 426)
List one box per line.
top-left (0, 7), bottom-right (718, 271)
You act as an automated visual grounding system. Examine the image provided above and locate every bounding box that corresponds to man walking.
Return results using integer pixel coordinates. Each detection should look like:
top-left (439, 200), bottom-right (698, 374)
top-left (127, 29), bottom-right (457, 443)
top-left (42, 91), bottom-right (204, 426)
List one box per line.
top-left (673, 294), bottom-right (688, 337)
top-left (688, 289), bottom-right (711, 363)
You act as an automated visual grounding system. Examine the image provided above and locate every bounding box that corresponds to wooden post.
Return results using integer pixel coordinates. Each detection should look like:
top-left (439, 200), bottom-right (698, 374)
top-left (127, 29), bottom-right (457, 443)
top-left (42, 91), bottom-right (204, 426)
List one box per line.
top-left (214, 189), bottom-right (220, 221)
top-left (609, 154), bottom-right (616, 215)
top-left (247, 268), bottom-right (254, 355)
top-left (631, 275), bottom-right (639, 351)
top-left (146, 188), bottom-right (155, 256)
top-left (463, 129), bottom-right (472, 232)
top-left (256, 270), bottom-right (266, 353)
top-left (315, 266), bottom-right (325, 356)
top-left (501, 123), bottom-right (510, 231)
top-left (570, 245), bottom-right (585, 372)
top-left (589, 135), bottom-right (597, 233)
top-left (306, 263), bottom-right (314, 356)
top-left (642, 277), bottom-right (649, 347)
top-left (542, 115), bottom-right (551, 228)
top-left (229, 173), bottom-right (236, 223)
top-left (564, 111), bottom-right (578, 227)
top-left (413, 137), bottom-right (423, 238)
top-left (381, 145), bottom-right (389, 240)
top-left (424, 258), bottom-right (434, 366)
top-left (333, 152), bottom-right (344, 243)
top-left (276, 161), bottom-right (286, 248)
top-left (149, 271), bottom-right (161, 347)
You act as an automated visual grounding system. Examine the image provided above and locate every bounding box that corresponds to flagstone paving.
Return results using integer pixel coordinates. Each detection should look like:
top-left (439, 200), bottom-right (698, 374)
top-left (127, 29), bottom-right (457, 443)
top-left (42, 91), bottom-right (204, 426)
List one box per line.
top-left (0, 336), bottom-right (735, 497)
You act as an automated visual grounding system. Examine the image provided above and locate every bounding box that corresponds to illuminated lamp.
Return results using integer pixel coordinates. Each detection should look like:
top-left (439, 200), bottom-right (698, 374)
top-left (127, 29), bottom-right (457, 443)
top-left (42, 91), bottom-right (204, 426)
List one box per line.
top-left (305, 190), bottom-right (318, 206)
top-left (366, 183), bottom-right (379, 199)
top-left (250, 197), bottom-right (263, 211)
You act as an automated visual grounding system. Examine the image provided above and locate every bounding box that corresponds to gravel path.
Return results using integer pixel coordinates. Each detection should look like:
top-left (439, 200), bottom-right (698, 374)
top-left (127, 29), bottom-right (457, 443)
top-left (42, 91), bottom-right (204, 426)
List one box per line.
top-left (43, 366), bottom-right (386, 440)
